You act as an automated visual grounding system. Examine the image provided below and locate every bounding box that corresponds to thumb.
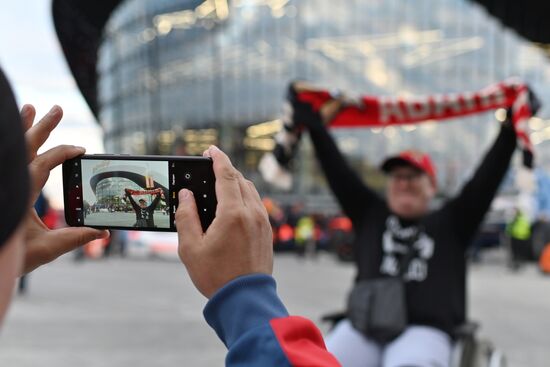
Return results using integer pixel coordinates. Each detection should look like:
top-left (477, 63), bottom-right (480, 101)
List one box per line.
top-left (24, 228), bottom-right (109, 273)
top-left (175, 189), bottom-right (203, 259)
top-left (50, 227), bottom-right (110, 257)
top-left (320, 98), bottom-right (343, 124)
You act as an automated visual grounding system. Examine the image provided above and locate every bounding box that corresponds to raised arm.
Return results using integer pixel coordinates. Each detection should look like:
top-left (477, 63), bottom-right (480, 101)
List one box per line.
top-left (124, 189), bottom-right (140, 211)
top-left (292, 95), bottom-right (383, 224)
top-left (149, 191), bottom-right (162, 209)
top-left (446, 121), bottom-right (517, 245)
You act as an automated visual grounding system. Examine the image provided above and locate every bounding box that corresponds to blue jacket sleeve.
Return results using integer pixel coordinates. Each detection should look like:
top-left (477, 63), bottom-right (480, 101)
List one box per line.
top-left (203, 274), bottom-right (341, 367)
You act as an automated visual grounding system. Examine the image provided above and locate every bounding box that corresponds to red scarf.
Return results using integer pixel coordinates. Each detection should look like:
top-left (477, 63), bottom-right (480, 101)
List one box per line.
top-left (296, 79), bottom-right (534, 155)
top-left (259, 80), bottom-right (540, 190)
top-left (126, 188), bottom-right (163, 196)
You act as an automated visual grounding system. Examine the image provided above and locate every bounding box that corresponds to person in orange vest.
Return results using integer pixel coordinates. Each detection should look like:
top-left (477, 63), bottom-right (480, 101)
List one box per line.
top-left (277, 223), bottom-right (295, 252)
top-left (539, 244), bottom-right (550, 274)
top-left (329, 215), bottom-right (354, 261)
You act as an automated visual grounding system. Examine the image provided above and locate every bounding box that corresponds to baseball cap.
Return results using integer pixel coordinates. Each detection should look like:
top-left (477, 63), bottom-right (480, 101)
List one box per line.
top-left (381, 150), bottom-right (436, 185)
top-left (0, 68), bottom-right (30, 250)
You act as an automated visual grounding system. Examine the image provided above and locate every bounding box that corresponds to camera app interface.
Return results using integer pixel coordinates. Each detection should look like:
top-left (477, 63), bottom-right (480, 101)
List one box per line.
top-left (81, 159), bottom-right (170, 229)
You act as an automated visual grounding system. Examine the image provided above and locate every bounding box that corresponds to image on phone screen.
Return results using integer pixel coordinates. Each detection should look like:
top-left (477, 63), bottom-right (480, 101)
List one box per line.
top-left (81, 159), bottom-right (170, 229)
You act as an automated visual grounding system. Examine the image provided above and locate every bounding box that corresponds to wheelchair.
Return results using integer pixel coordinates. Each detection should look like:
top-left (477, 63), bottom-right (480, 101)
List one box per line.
top-left (451, 322), bottom-right (506, 367)
top-left (321, 312), bottom-right (507, 367)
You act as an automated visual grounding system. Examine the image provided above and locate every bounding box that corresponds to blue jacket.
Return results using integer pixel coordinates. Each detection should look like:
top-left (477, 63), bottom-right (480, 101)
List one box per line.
top-left (204, 274), bottom-right (341, 366)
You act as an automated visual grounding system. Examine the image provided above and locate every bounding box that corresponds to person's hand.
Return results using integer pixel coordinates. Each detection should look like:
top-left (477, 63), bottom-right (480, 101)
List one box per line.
top-left (288, 82), bottom-right (343, 130)
top-left (175, 146), bottom-right (273, 298)
top-left (20, 104), bottom-right (109, 274)
top-left (287, 82), bottom-right (323, 130)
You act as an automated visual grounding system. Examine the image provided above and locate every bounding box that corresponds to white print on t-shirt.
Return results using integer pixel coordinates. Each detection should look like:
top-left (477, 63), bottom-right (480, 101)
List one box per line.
top-left (380, 216), bottom-right (434, 282)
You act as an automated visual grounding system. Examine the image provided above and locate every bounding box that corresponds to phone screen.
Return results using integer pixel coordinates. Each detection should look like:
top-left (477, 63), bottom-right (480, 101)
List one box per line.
top-left (64, 155), bottom-right (216, 232)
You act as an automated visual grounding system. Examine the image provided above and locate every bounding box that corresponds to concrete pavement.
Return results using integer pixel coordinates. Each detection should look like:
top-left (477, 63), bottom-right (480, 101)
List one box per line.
top-left (0, 251), bottom-right (548, 366)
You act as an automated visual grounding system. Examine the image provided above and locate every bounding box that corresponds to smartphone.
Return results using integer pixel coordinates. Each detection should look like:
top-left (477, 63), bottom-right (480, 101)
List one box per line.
top-left (63, 154), bottom-right (216, 232)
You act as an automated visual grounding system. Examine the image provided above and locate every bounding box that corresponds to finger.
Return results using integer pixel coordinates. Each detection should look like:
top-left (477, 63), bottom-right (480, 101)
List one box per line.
top-left (245, 179), bottom-right (263, 207)
top-left (175, 189), bottom-right (203, 258)
top-left (32, 144), bottom-right (85, 173)
top-left (28, 145), bottom-right (85, 203)
top-left (320, 98), bottom-right (344, 123)
top-left (20, 104), bottom-right (36, 132)
top-left (236, 172), bottom-right (251, 207)
top-left (245, 180), bottom-right (269, 219)
top-left (48, 227), bottom-right (109, 259)
top-left (236, 172), bottom-right (261, 211)
top-left (24, 228), bottom-right (109, 273)
top-left (208, 146), bottom-right (244, 209)
top-left (25, 105), bottom-right (63, 159)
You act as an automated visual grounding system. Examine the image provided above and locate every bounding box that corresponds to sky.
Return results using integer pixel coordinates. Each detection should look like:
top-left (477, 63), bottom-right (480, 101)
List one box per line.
top-left (0, 0), bottom-right (105, 208)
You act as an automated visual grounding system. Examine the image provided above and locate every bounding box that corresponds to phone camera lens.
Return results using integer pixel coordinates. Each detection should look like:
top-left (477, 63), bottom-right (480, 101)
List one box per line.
top-left (184, 173), bottom-right (192, 180)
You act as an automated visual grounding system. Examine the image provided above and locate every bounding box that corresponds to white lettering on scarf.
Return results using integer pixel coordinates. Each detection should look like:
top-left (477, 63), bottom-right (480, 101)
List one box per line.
top-left (377, 84), bottom-right (510, 124)
top-left (379, 97), bottom-right (404, 123)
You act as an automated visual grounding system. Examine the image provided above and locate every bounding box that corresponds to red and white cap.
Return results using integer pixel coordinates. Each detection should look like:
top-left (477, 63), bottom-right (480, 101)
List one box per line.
top-left (381, 150), bottom-right (437, 185)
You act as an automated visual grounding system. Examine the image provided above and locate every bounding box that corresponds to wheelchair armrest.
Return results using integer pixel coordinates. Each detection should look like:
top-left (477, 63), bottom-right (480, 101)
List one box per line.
top-left (453, 321), bottom-right (479, 339)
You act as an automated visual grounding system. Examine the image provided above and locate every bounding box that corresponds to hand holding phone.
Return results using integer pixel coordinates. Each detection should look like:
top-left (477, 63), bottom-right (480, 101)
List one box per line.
top-left (63, 154), bottom-right (217, 232)
top-left (176, 146), bottom-right (273, 298)
top-left (20, 104), bottom-right (109, 274)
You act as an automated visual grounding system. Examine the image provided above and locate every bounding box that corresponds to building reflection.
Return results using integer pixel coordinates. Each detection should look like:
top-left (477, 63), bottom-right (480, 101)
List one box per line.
top-left (97, 0), bottom-right (550, 207)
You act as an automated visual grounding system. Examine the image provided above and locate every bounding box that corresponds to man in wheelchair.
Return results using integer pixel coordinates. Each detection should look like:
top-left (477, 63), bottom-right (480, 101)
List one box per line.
top-left (290, 92), bottom-right (535, 366)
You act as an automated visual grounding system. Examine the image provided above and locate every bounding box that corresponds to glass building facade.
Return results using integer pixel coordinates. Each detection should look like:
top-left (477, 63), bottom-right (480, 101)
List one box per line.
top-left (95, 178), bottom-right (142, 207)
top-left (97, 0), bottom-right (550, 203)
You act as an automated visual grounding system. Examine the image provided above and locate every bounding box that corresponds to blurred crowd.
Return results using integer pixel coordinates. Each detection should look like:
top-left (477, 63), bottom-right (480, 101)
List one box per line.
top-left (262, 198), bottom-right (353, 261)
top-left (37, 192), bottom-right (550, 274)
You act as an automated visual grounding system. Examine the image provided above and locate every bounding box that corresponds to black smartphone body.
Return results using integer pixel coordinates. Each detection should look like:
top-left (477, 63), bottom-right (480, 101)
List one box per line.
top-left (63, 154), bottom-right (216, 232)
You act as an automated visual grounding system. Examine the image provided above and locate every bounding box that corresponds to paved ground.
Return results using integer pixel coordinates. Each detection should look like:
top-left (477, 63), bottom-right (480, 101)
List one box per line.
top-left (84, 212), bottom-right (171, 228)
top-left (0, 250), bottom-right (548, 366)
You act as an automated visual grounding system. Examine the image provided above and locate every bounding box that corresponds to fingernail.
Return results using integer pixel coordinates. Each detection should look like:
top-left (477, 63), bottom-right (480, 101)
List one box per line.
top-left (179, 189), bottom-right (191, 201)
top-left (208, 145), bottom-right (220, 156)
top-left (74, 146), bottom-right (86, 153)
top-left (96, 230), bottom-right (109, 239)
top-left (203, 149), bottom-right (211, 158)
top-left (50, 105), bottom-right (61, 114)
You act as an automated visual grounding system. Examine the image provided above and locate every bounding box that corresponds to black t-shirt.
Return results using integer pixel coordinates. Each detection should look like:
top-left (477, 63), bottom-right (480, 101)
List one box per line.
top-left (308, 121), bottom-right (517, 336)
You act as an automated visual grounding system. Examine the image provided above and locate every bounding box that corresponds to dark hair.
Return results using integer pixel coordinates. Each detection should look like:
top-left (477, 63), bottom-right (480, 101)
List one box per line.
top-left (0, 68), bottom-right (30, 250)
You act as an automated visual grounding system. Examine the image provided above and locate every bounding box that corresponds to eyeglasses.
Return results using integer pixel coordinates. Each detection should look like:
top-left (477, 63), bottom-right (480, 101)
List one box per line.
top-left (388, 171), bottom-right (423, 183)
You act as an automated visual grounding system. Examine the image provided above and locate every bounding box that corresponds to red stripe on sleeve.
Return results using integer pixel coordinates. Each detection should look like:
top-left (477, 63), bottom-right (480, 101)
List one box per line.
top-left (270, 316), bottom-right (342, 367)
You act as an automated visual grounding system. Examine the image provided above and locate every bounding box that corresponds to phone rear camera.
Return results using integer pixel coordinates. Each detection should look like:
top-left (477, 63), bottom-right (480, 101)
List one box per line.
top-left (184, 173), bottom-right (192, 180)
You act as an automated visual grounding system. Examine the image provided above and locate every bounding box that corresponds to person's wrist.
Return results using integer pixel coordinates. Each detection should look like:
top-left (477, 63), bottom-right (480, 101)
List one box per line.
top-left (203, 274), bottom-right (288, 348)
top-left (500, 118), bottom-right (515, 133)
top-left (294, 108), bottom-right (324, 131)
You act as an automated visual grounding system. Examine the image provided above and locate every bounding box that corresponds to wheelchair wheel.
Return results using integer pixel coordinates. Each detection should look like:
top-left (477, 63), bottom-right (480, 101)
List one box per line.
top-left (473, 340), bottom-right (507, 367)
top-left (451, 337), bottom-right (507, 367)
top-left (488, 349), bottom-right (507, 367)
